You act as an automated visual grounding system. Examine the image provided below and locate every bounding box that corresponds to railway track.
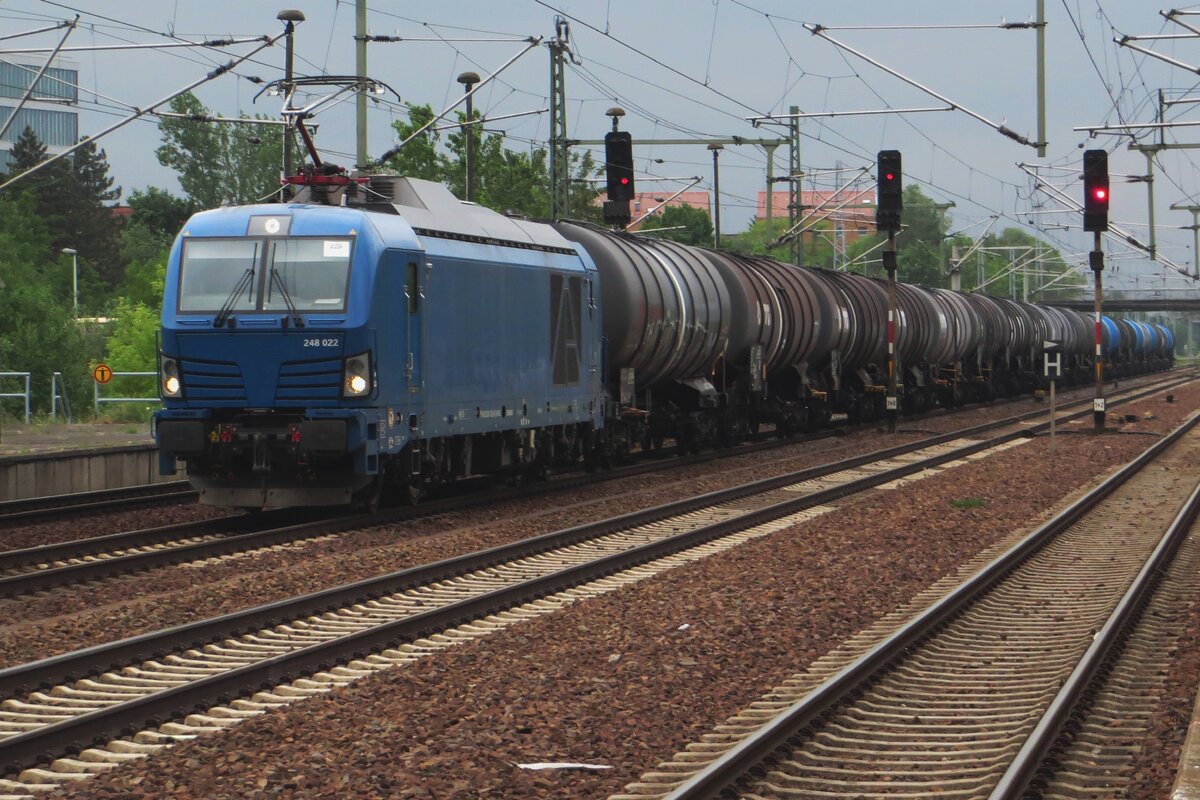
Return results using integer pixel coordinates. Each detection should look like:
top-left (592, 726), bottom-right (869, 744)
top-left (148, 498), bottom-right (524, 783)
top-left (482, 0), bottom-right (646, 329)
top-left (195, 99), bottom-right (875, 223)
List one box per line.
top-left (613, 416), bottom-right (1200, 799)
top-left (0, 482), bottom-right (193, 526)
top-left (3, 366), bottom-right (1186, 528)
top-left (0, 371), bottom-right (1190, 600)
top-left (0, 378), bottom-right (1191, 797)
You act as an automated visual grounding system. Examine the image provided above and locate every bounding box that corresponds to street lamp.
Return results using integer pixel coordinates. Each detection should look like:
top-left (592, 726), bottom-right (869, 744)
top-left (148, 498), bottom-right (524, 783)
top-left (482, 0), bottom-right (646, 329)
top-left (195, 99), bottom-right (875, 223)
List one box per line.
top-left (61, 247), bottom-right (77, 315)
top-left (708, 143), bottom-right (723, 247)
top-left (277, 9), bottom-right (305, 201)
top-left (457, 71), bottom-right (480, 202)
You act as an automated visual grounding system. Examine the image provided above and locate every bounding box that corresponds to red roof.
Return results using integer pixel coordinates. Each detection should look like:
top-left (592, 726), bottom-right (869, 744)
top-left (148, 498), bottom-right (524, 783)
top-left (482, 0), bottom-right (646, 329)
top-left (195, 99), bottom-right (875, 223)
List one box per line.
top-left (756, 189), bottom-right (875, 229)
top-left (599, 190), bottom-right (713, 232)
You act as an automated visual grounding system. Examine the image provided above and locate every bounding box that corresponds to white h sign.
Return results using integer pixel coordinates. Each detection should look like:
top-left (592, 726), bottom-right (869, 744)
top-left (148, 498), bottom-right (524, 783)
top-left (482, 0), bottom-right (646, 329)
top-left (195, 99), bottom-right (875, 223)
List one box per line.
top-left (1043, 340), bottom-right (1061, 379)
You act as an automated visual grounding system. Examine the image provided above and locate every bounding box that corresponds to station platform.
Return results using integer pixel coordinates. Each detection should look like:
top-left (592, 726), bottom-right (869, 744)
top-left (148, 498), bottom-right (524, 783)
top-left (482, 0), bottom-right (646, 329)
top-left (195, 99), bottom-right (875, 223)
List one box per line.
top-left (0, 421), bottom-right (153, 458)
top-left (0, 422), bottom-right (162, 501)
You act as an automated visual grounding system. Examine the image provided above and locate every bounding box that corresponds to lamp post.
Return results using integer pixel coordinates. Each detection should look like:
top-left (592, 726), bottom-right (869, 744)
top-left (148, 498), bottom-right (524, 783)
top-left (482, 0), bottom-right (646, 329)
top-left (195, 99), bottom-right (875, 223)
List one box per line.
top-left (61, 247), bottom-right (77, 315)
top-left (708, 143), bottom-right (723, 247)
top-left (457, 71), bottom-right (481, 202)
top-left (277, 9), bottom-right (305, 200)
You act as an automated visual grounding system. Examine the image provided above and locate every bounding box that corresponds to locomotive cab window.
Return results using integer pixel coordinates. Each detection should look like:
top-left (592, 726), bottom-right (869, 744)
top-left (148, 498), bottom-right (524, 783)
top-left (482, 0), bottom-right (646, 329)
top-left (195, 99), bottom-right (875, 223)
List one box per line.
top-left (177, 237), bottom-right (352, 313)
top-left (178, 239), bottom-right (262, 313)
top-left (264, 238), bottom-right (352, 312)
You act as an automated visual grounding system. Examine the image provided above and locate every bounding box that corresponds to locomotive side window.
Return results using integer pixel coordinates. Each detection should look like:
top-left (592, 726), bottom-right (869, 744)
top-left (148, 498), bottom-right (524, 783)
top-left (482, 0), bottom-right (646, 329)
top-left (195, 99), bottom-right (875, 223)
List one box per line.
top-left (550, 273), bottom-right (582, 386)
top-left (407, 262), bottom-right (420, 314)
top-left (178, 239), bottom-right (262, 312)
top-left (264, 238), bottom-right (352, 312)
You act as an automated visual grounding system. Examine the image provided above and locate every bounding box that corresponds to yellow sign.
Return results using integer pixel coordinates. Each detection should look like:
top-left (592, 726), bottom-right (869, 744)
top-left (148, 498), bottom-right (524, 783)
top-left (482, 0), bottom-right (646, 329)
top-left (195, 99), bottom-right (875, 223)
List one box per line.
top-left (92, 363), bottom-right (113, 384)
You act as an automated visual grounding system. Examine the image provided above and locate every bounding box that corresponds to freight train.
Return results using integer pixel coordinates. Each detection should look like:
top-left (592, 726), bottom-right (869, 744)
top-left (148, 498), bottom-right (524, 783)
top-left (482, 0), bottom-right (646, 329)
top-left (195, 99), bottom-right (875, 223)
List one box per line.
top-left (153, 176), bottom-right (1174, 509)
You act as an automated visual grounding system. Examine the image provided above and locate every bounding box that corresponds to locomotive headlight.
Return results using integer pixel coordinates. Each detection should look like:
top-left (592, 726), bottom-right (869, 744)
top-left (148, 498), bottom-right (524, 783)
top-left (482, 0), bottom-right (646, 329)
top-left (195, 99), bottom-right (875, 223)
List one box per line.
top-left (160, 355), bottom-right (182, 398)
top-left (343, 352), bottom-right (372, 398)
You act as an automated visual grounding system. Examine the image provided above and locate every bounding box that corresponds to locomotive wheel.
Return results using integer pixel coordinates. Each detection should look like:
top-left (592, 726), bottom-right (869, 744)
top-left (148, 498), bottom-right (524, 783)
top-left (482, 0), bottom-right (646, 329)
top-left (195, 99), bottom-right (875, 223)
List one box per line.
top-left (403, 480), bottom-right (425, 505)
top-left (352, 476), bottom-right (385, 513)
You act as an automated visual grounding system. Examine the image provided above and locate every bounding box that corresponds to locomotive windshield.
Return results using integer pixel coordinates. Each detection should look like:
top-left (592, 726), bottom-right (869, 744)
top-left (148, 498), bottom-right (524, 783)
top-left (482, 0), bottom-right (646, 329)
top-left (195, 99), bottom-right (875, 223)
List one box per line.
top-left (178, 239), bottom-right (261, 313)
top-left (178, 237), bottom-right (353, 314)
top-left (263, 238), bottom-right (352, 312)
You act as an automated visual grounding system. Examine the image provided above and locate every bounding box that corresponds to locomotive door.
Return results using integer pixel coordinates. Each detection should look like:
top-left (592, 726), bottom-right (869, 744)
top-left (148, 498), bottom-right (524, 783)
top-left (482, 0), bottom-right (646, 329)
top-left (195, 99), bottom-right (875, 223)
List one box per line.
top-left (405, 258), bottom-right (425, 395)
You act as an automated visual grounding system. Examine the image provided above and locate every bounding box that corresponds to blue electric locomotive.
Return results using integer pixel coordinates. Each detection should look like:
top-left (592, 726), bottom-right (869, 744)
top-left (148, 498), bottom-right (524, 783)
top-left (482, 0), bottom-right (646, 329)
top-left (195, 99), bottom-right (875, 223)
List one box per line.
top-left (155, 178), bottom-right (605, 508)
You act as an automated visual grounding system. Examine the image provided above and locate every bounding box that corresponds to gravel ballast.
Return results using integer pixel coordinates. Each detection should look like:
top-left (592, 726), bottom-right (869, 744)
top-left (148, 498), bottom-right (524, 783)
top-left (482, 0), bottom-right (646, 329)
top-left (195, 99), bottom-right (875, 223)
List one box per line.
top-left (35, 382), bottom-right (1200, 799)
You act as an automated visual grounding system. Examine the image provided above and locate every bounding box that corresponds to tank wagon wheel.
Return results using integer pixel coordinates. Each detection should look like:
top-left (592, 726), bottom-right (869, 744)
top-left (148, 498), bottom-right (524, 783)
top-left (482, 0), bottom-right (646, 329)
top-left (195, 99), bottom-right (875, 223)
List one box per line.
top-left (352, 475), bottom-right (385, 514)
top-left (402, 478), bottom-right (425, 505)
top-left (717, 423), bottom-right (735, 449)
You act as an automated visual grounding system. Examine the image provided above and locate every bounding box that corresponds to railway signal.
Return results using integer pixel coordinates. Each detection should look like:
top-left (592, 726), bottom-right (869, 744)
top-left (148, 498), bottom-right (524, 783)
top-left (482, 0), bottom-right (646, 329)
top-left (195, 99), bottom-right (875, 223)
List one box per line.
top-left (605, 131), bottom-right (635, 202)
top-left (1082, 149), bottom-right (1108, 431)
top-left (603, 128), bottom-right (634, 226)
top-left (877, 149), bottom-right (903, 433)
top-left (876, 150), bottom-right (902, 232)
top-left (1082, 149), bottom-right (1109, 233)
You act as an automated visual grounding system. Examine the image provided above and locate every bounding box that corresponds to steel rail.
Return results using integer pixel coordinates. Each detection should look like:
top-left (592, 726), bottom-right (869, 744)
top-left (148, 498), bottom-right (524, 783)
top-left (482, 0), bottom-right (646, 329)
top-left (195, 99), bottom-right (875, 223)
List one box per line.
top-left (659, 412), bottom-right (1200, 800)
top-left (989, 471), bottom-right (1200, 797)
top-left (0, 482), bottom-right (193, 525)
top-left (0, 372), bottom-right (1189, 599)
top-left (0, 419), bottom-right (1059, 771)
top-left (0, 380), bottom-right (1189, 773)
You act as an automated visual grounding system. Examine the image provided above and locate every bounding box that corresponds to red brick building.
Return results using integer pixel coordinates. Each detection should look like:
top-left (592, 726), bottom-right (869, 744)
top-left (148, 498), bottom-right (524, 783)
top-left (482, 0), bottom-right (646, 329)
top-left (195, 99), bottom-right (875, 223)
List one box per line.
top-left (615, 190), bottom-right (712, 233)
top-left (756, 188), bottom-right (876, 244)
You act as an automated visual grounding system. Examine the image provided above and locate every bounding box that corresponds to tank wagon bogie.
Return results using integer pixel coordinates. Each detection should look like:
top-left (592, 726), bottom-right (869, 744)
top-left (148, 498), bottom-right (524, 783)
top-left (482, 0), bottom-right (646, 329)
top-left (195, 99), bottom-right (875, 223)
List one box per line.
top-left (153, 177), bottom-right (1174, 509)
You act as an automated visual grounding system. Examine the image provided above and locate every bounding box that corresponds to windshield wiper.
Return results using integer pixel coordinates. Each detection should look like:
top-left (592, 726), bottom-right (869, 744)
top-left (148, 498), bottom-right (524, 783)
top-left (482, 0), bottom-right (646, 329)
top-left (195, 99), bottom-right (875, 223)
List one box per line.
top-left (269, 267), bottom-right (305, 329)
top-left (213, 268), bottom-right (255, 328)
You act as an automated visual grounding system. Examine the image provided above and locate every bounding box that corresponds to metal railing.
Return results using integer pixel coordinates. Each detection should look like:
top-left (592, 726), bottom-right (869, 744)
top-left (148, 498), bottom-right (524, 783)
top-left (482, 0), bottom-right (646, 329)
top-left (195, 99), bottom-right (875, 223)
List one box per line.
top-left (51, 371), bottom-right (73, 423)
top-left (94, 371), bottom-right (159, 415)
top-left (0, 371), bottom-right (31, 423)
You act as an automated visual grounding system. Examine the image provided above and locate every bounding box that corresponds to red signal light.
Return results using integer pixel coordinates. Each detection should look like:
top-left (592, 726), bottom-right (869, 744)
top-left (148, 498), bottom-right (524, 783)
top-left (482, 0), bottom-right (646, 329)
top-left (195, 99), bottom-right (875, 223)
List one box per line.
top-left (885, 173), bottom-right (894, 181)
top-left (620, 177), bottom-right (629, 185)
top-left (1094, 188), bottom-right (1107, 201)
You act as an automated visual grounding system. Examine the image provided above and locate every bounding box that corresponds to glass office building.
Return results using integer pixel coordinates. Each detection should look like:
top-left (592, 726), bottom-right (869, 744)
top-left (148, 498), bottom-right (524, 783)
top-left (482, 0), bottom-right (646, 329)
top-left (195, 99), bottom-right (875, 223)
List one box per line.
top-left (0, 57), bottom-right (80, 173)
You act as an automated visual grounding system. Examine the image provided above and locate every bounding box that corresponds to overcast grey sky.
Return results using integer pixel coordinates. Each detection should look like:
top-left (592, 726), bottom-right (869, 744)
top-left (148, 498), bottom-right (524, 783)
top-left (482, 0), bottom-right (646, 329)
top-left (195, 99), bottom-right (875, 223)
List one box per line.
top-left (3, 1), bottom-right (1200, 293)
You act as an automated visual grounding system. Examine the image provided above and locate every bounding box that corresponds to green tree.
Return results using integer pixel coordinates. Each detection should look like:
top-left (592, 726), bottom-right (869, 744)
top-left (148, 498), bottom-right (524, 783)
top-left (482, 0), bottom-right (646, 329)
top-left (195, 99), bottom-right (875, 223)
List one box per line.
top-left (7, 128), bottom-right (124, 300)
top-left (960, 226), bottom-right (1081, 300)
top-left (381, 104), bottom-right (601, 222)
top-left (61, 137), bottom-right (122, 288)
top-left (7, 125), bottom-right (71, 235)
top-left (127, 187), bottom-right (196, 239)
top-left (101, 297), bottom-right (161, 409)
top-left (722, 217), bottom-right (791, 260)
top-left (0, 192), bottom-right (91, 416)
top-left (841, 184), bottom-right (950, 285)
top-left (156, 92), bottom-right (288, 207)
top-left (639, 204), bottom-right (714, 247)
top-left (118, 223), bottom-right (170, 308)
top-left (383, 104), bottom-right (449, 182)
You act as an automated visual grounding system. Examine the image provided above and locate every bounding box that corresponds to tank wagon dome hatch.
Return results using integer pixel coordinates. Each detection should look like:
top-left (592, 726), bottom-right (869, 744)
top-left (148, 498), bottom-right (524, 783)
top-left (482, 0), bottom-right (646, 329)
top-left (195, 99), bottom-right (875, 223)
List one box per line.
top-left (364, 176), bottom-right (578, 253)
